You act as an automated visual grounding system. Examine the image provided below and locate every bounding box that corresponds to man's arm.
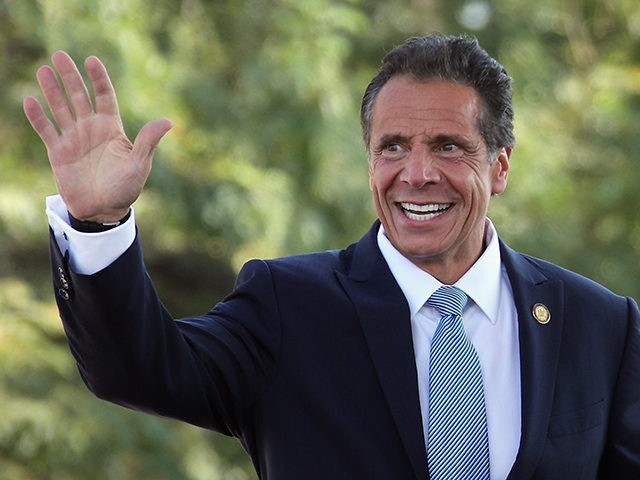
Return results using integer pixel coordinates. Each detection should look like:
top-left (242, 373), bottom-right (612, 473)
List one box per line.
top-left (28, 54), bottom-right (281, 436)
top-left (48, 220), bottom-right (281, 435)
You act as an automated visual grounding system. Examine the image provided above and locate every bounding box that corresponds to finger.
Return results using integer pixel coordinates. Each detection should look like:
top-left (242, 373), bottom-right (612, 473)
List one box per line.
top-left (51, 50), bottom-right (93, 120)
top-left (131, 118), bottom-right (173, 162)
top-left (36, 64), bottom-right (75, 132)
top-left (84, 56), bottom-right (120, 117)
top-left (23, 96), bottom-right (61, 148)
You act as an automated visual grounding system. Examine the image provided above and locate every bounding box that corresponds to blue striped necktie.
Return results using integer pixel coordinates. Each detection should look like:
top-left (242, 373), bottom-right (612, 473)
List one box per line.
top-left (427, 286), bottom-right (490, 480)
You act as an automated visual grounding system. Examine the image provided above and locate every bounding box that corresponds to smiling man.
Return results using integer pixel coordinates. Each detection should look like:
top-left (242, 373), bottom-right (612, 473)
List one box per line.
top-left (25, 34), bottom-right (640, 479)
top-left (367, 77), bottom-right (509, 284)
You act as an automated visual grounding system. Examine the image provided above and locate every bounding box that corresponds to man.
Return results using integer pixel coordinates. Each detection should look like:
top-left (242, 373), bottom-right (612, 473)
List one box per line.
top-left (24, 34), bottom-right (640, 479)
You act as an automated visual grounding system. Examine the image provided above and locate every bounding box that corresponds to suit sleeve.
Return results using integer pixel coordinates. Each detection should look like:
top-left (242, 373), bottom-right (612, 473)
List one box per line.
top-left (599, 296), bottom-right (640, 477)
top-left (50, 229), bottom-right (281, 437)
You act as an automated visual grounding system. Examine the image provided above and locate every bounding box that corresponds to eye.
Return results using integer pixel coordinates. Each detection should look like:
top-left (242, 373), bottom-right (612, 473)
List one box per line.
top-left (375, 142), bottom-right (407, 157)
top-left (385, 143), bottom-right (403, 153)
top-left (436, 143), bottom-right (465, 160)
top-left (441, 143), bottom-right (459, 153)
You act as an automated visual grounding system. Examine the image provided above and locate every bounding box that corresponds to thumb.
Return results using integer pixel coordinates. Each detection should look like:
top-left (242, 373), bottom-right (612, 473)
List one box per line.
top-left (131, 118), bottom-right (173, 161)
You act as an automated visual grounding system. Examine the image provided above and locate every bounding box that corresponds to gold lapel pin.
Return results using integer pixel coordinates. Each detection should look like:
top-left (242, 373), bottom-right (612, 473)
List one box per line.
top-left (532, 303), bottom-right (551, 324)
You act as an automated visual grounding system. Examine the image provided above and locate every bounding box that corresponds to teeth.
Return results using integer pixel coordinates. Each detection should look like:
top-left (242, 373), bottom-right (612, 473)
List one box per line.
top-left (400, 202), bottom-right (451, 221)
top-left (401, 203), bottom-right (450, 213)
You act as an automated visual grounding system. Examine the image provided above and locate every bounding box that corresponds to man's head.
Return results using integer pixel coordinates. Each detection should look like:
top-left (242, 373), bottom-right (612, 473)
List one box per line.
top-left (361, 34), bottom-right (515, 158)
top-left (363, 35), bottom-right (513, 283)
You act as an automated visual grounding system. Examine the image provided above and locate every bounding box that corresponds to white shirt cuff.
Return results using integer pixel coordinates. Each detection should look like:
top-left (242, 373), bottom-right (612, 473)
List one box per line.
top-left (46, 194), bottom-right (136, 275)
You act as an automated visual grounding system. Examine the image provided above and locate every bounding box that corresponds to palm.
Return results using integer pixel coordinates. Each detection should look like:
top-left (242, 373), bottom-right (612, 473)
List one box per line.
top-left (49, 114), bottom-right (140, 219)
top-left (24, 51), bottom-right (171, 223)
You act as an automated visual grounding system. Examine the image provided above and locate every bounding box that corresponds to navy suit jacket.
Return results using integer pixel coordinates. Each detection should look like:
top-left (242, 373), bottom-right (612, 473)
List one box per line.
top-left (50, 221), bottom-right (640, 479)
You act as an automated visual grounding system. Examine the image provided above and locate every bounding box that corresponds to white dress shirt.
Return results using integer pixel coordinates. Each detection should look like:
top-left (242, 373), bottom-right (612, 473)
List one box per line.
top-left (47, 194), bottom-right (521, 478)
top-left (377, 220), bottom-right (521, 480)
top-left (46, 195), bottom-right (136, 275)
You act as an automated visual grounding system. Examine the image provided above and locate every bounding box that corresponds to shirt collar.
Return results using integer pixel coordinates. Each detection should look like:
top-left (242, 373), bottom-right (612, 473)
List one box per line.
top-left (377, 219), bottom-right (502, 324)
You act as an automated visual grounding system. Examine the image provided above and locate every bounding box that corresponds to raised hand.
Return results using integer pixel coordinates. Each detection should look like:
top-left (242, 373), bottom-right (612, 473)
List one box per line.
top-left (23, 51), bottom-right (172, 223)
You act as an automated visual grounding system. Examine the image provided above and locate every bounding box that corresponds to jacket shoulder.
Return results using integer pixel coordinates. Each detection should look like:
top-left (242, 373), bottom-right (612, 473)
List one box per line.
top-left (502, 242), bottom-right (628, 304)
top-left (238, 247), bottom-right (353, 285)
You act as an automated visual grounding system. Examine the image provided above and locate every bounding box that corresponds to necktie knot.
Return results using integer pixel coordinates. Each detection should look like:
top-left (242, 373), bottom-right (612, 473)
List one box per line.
top-left (427, 285), bottom-right (468, 318)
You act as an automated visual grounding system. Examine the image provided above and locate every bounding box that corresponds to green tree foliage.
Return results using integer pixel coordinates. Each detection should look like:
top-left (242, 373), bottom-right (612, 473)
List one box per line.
top-left (1, 0), bottom-right (639, 477)
top-left (488, 0), bottom-right (640, 298)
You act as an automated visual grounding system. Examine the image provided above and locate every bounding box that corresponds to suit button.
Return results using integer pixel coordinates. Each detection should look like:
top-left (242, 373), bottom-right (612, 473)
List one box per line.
top-left (57, 266), bottom-right (70, 289)
top-left (59, 288), bottom-right (70, 300)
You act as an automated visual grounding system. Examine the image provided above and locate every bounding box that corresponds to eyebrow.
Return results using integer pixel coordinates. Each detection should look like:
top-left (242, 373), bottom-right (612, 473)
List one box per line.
top-left (429, 133), bottom-right (472, 147)
top-left (375, 132), bottom-right (472, 148)
top-left (377, 133), bottom-right (410, 145)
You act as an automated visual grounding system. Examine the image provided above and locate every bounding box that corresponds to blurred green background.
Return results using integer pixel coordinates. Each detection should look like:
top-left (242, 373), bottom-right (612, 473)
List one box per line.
top-left (1, 0), bottom-right (639, 478)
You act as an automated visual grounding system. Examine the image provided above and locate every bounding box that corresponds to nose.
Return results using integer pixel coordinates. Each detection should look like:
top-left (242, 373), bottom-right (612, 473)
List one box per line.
top-left (400, 149), bottom-right (441, 188)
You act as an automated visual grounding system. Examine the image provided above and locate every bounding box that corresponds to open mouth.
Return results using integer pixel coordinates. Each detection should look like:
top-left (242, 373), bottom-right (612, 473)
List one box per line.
top-left (400, 202), bottom-right (452, 221)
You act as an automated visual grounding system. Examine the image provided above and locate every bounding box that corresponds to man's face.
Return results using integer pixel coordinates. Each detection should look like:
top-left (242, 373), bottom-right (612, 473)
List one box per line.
top-left (368, 76), bottom-right (510, 283)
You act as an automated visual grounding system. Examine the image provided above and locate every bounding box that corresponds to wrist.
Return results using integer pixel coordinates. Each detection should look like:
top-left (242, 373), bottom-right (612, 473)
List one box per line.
top-left (68, 209), bottom-right (132, 233)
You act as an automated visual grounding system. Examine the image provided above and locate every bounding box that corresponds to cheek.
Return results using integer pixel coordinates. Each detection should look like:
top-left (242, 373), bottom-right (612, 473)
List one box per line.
top-left (369, 162), bottom-right (391, 194)
top-left (450, 171), bottom-right (493, 214)
top-left (468, 179), bottom-right (494, 217)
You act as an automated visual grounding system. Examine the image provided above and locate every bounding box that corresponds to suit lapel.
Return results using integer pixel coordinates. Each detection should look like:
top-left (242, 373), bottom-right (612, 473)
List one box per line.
top-left (500, 242), bottom-right (565, 479)
top-left (336, 223), bottom-right (428, 480)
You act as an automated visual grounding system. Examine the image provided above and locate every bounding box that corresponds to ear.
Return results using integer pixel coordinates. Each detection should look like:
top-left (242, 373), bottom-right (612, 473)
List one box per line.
top-left (491, 147), bottom-right (511, 195)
